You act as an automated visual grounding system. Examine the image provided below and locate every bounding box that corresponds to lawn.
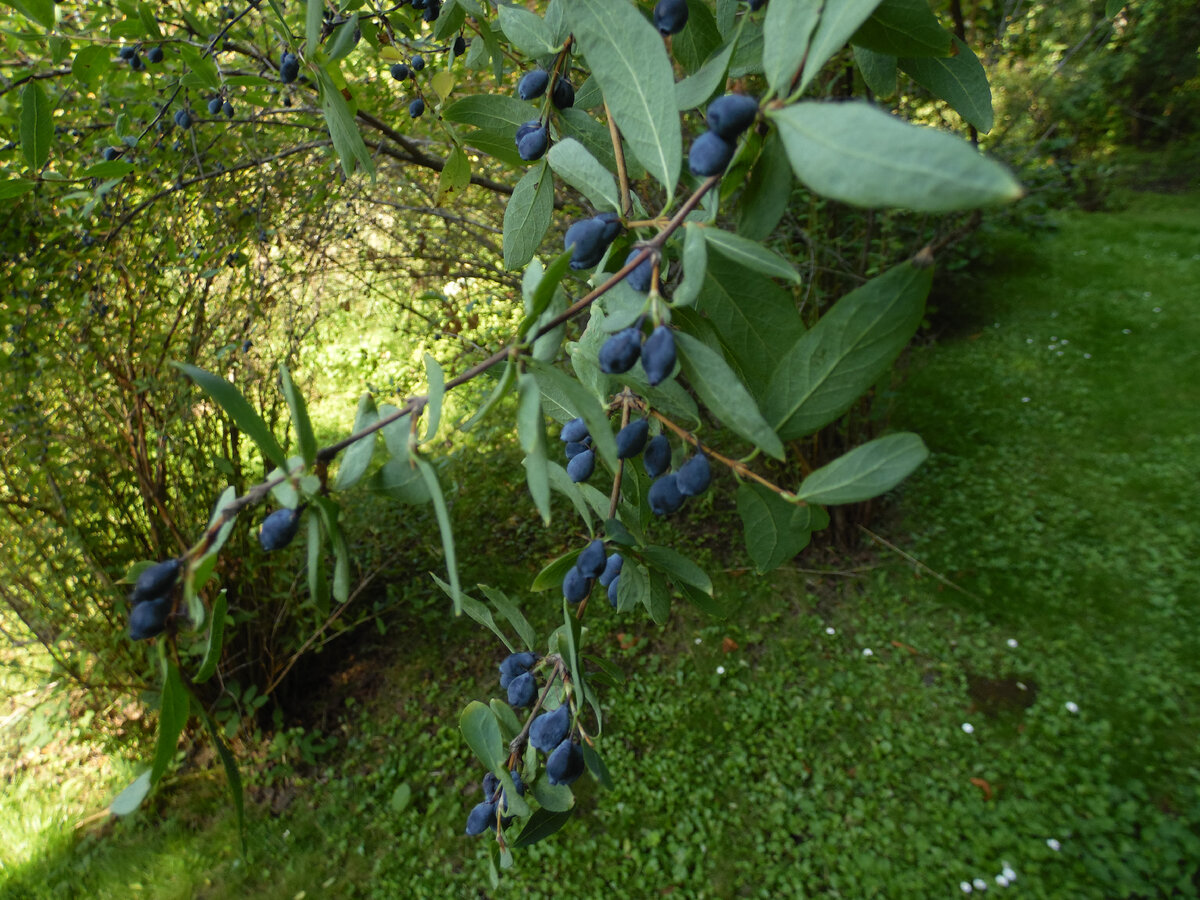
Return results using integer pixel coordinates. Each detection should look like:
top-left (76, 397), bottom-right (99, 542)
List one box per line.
top-left (1, 190), bottom-right (1197, 899)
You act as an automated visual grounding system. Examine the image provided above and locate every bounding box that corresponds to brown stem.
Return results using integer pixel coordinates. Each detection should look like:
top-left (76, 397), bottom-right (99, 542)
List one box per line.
top-left (604, 100), bottom-right (632, 217)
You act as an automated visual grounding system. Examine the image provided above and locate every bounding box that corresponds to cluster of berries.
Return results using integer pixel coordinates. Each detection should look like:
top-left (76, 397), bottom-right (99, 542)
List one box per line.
top-left (499, 650), bottom-right (539, 708)
top-left (599, 321), bottom-right (675, 385)
top-left (127, 558), bottom-right (180, 641)
top-left (387, 55), bottom-right (427, 116)
top-left (206, 94), bottom-right (235, 118)
top-left (513, 68), bottom-right (576, 162)
top-left (465, 768), bottom-right (526, 835)
top-left (561, 538), bottom-right (626, 609)
top-left (688, 94), bottom-right (759, 177)
top-left (530, 703), bottom-right (584, 785)
top-left (646, 443), bottom-right (710, 516)
top-left (409, 0), bottom-right (442, 22)
top-left (117, 44), bottom-right (164, 71)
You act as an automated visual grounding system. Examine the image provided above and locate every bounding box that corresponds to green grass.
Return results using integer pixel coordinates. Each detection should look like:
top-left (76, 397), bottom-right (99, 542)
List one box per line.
top-left (2, 191), bottom-right (1198, 898)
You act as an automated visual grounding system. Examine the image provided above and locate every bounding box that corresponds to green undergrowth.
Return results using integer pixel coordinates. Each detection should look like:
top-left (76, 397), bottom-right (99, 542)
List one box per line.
top-left (3, 191), bottom-right (1199, 898)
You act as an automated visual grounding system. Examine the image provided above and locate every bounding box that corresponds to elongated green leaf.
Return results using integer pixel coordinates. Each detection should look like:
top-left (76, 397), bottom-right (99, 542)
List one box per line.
top-left (461, 359), bottom-right (517, 431)
top-left (279, 365), bottom-right (316, 466)
top-left (796, 432), bottom-right (928, 504)
top-left (645, 569), bottom-right (671, 624)
top-left (19, 82), bottom-right (52, 171)
top-left (460, 701), bottom-right (507, 770)
top-left (737, 131), bottom-right (793, 241)
top-left (194, 592), bottom-right (227, 685)
top-left (853, 45), bottom-right (898, 98)
top-left (422, 354), bottom-right (445, 443)
top-left (197, 703), bottom-right (246, 854)
top-left (174, 363), bottom-right (287, 469)
top-left (306, 512), bottom-right (329, 615)
top-left (702, 227), bottom-right (800, 284)
top-left (327, 14), bottom-right (360, 62)
top-left (641, 545), bottom-right (712, 595)
top-left (851, 0), bottom-right (950, 58)
top-left (151, 663), bottom-right (189, 785)
top-left (763, 0), bottom-right (820, 94)
top-left (513, 808), bottom-right (574, 848)
top-left (568, 0), bottom-right (682, 191)
top-left (531, 776), bottom-right (575, 813)
top-left (306, 0), bottom-right (322, 55)
top-left (582, 742), bottom-right (614, 789)
top-left (546, 138), bottom-right (619, 212)
top-left (334, 394), bottom-right (379, 490)
top-left (0, 178), bottom-right (36, 201)
top-left (372, 458), bottom-right (431, 504)
top-left (561, 600), bottom-right (584, 707)
top-left (767, 261), bottom-right (930, 439)
top-left (616, 561), bottom-right (649, 613)
top-left (769, 101), bottom-right (1022, 211)
top-left (532, 549), bottom-right (581, 592)
top-left (478, 585), bottom-right (537, 652)
top-left (1105, 0), bottom-right (1124, 17)
top-left (517, 372), bottom-right (551, 524)
top-left (527, 361), bottom-right (619, 471)
top-left (110, 770), bottom-right (152, 816)
top-left (503, 162), bottom-right (554, 270)
top-left (438, 576), bottom-right (514, 652)
top-left (675, 41), bottom-right (736, 111)
top-left (316, 69), bottom-right (375, 177)
top-left (675, 332), bottom-right (784, 460)
top-left (497, 4), bottom-right (560, 56)
top-left (736, 483), bottom-right (828, 574)
top-left (673, 223), bottom-right (708, 308)
top-left (436, 145), bottom-right (471, 205)
top-left (78, 160), bottom-right (136, 179)
top-left (416, 457), bottom-right (460, 614)
top-left (799, 0), bottom-right (885, 92)
top-left (900, 36), bottom-right (993, 133)
top-left (443, 94), bottom-right (538, 131)
top-left (546, 461), bottom-right (594, 530)
top-left (71, 44), bottom-right (109, 86)
top-left (3, 0), bottom-right (54, 29)
top-left (673, 0), bottom-right (723, 73)
top-left (520, 250), bottom-right (574, 339)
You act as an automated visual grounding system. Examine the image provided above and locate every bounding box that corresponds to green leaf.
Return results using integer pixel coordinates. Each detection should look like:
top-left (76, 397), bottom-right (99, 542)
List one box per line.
top-left (559, 107), bottom-right (646, 179)
top-left (1105, 0), bottom-right (1125, 18)
top-left (546, 138), bottom-right (620, 212)
top-left (528, 361), bottom-right (619, 472)
top-left (443, 94), bottom-right (538, 131)
top-left (461, 359), bottom-right (517, 431)
top-left (0, 179), bottom-right (36, 201)
top-left (78, 160), bottom-right (136, 179)
top-left (512, 808), bottom-right (574, 848)
top-left (532, 549), bottom-right (581, 592)
top-left (478, 585), bottom-right (537, 652)
top-left (581, 742), bottom-right (614, 789)
top-left (306, 513), bottom-right (329, 616)
top-left (799, 0), bottom-right (885, 92)
top-left (702, 227), bottom-right (800, 283)
top-left (109, 770), bottom-right (152, 816)
top-left (674, 332), bottom-right (784, 460)
top-left (672, 0), bottom-right (723, 73)
top-left (441, 578), bottom-right (514, 652)
top-left (316, 69), bottom-right (375, 178)
top-left (853, 45), bottom-right (898, 98)
top-left (2, 0), bottom-right (54, 28)
top-left (173, 363), bottom-right (288, 470)
top-left (503, 162), bottom-right (554, 271)
top-left (327, 13), bottom-right (360, 62)
top-left (763, 0), bottom-right (820, 95)
top-left (19, 82), bottom-right (52, 171)
top-left (546, 461), bottom-right (595, 530)
top-left (768, 101), bottom-right (1023, 211)
top-left (767, 261), bottom-right (931, 440)
top-left (736, 130), bottom-right (792, 241)
top-left (151, 663), bottom-right (189, 785)
top-left (460, 701), bottom-right (507, 771)
top-left (736, 483), bottom-right (827, 574)
top-left (194, 592), bottom-right (227, 685)
top-left (71, 45), bottom-right (110, 87)
top-left (436, 146), bottom-right (471, 206)
top-left (520, 250), bottom-right (574, 339)
top-left (851, 0), bottom-right (951, 58)
top-left (567, 0), bottom-right (682, 191)
top-left (416, 457), bottom-right (460, 615)
top-left (900, 36), bottom-right (993, 133)
top-left (531, 776), bottom-right (575, 812)
top-left (497, 4), bottom-right (560, 56)
top-left (279, 364), bottom-right (316, 466)
top-left (334, 394), bottom-right (379, 491)
top-left (379, 404), bottom-right (413, 460)
top-left (615, 561), bottom-right (649, 614)
top-left (372, 458), bottom-right (431, 504)
top-left (197, 703), bottom-right (246, 854)
top-left (561, 600), bottom-right (584, 710)
top-left (306, 0), bottom-right (323, 55)
top-left (422, 354), bottom-right (445, 443)
top-left (675, 41), bottom-right (736, 111)
top-left (645, 569), bottom-right (671, 624)
top-left (796, 432), bottom-right (929, 504)
top-left (517, 372), bottom-right (551, 524)
top-left (641, 545), bottom-right (713, 594)
top-left (673, 223), bottom-right (708, 308)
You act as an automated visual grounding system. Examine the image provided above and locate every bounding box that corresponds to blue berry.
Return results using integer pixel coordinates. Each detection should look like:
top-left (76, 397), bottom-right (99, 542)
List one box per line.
top-left (259, 508), bottom-right (301, 552)
top-left (607, 576), bottom-right (620, 607)
top-left (560, 417), bottom-right (589, 443)
top-left (546, 739), bottom-right (585, 786)
top-left (562, 566), bottom-right (591, 603)
top-left (649, 473), bottom-right (685, 515)
top-left (643, 434), bottom-right (672, 478)
top-left (391, 62), bottom-right (411, 80)
top-left (706, 94), bottom-right (759, 140)
top-left (147, 46), bottom-right (164, 64)
top-left (507, 670), bottom-right (537, 707)
top-left (577, 540), bottom-right (607, 578)
top-left (641, 326), bottom-right (676, 386)
top-left (465, 800), bottom-right (498, 835)
top-left (598, 553), bottom-right (624, 588)
top-left (529, 704), bottom-right (571, 753)
top-left (567, 449), bottom-right (595, 482)
top-left (411, 55), bottom-right (425, 71)
top-left (625, 249), bottom-right (655, 292)
top-left (173, 109), bottom-right (193, 129)
top-left (131, 558), bottom-right (181, 604)
top-left (516, 123), bottom-right (549, 161)
top-left (615, 419), bottom-right (649, 459)
top-left (676, 454), bottom-right (711, 496)
top-left (518, 69), bottom-right (549, 101)
top-left (688, 131), bottom-right (735, 177)
top-left (129, 596), bottom-right (171, 641)
top-left (551, 77), bottom-right (575, 110)
top-left (599, 328), bottom-right (643, 375)
top-left (499, 651), bottom-right (537, 679)
top-left (654, 0), bottom-right (689, 35)
top-left (409, 98), bottom-right (425, 118)
top-left (565, 441), bottom-right (590, 460)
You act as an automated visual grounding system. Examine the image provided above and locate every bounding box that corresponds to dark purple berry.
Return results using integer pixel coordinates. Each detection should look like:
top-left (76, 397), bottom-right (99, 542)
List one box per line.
top-left (409, 98), bottom-right (425, 118)
top-left (259, 508), bottom-right (301, 552)
top-left (625, 249), bottom-right (655, 292)
top-left (516, 123), bottom-right (549, 161)
top-left (147, 46), bottom-right (164, 64)
top-left (676, 454), bottom-right (711, 496)
top-left (599, 328), bottom-right (643, 375)
top-left (641, 326), bottom-right (676, 386)
top-left (689, 131), bottom-right (735, 177)
top-left (706, 94), bottom-right (759, 140)
top-left (648, 473), bottom-right (685, 515)
top-left (654, 0), bottom-right (689, 35)
top-left (565, 441), bottom-right (589, 460)
top-left (208, 96), bottom-right (223, 115)
top-left (615, 419), bottom-right (649, 459)
top-left (551, 77), bottom-right (575, 110)
top-left (222, 100), bottom-right (234, 118)
top-left (607, 576), bottom-right (619, 607)
top-left (102, 147), bottom-right (120, 162)
top-left (131, 558), bottom-right (181, 604)
top-left (391, 62), bottom-right (411, 80)
top-left (129, 53), bottom-right (145, 72)
top-left (518, 68), bottom-right (550, 101)
top-left (507, 670), bottom-right (537, 707)
top-left (567, 449), bottom-right (595, 482)
top-left (499, 651), bottom-right (537, 679)
top-left (129, 596), bottom-right (171, 641)
top-left (577, 540), bottom-right (607, 579)
top-left (118, 46), bottom-right (137, 61)
top-left (423, 0), bottom-right (441, 22)
top-left (597, 211), bottom-right (623, 244)
top-left (465, 800), bottom-right (497, 835)
top-left (453, 35), bottom-right (468, 56)
top-left (411, 55), bottom-right (425, 71)
top-left (529, 704), bottom-right (571, 753)
top-left (546, 739), bottom-right (586, 786)
top-left (598, 553), bottom-right (623, 588)
top-left (643, 434), bottom-right (671, 478)
top-left (562, 566), bottom-right (591, 603)
top-left (482, 772), bottom-right (500, 798)
top-left (560, 417), bottom-right (589, 443)
top-left (564, 218), bottom-right (609, 270)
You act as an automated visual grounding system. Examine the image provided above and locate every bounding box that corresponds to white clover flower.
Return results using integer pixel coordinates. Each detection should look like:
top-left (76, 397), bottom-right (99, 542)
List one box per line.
top-left (1046, 838), bottom-right (1061, 851)
top-left (1002, 865), bottom-right (1016, 881)
top-left (1006, 638), bottom-right (1019, 648)
top-left (694, 637), bottom-right (702, 645)
top-left (973, 878), bottom-right (988, 890)
top-left (1083, 353), bottom-right (1092, 359)
top-left (715, 665), bottom-right (725, 675)
top-left (1021, 397), bottom-right (1031, 403)
top-left (1065, 701), bottom-right (1079, 714)
top-left (961, 722), bottom-right (975, 734)
top-left (862, 648), bottom-right (873, 657)
top-left (960, 882), bottom-right (973, 894)
top-left (825, 626), bottom-right (836, 635)
top-left (996, 875), bottom-right (1009, 888)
